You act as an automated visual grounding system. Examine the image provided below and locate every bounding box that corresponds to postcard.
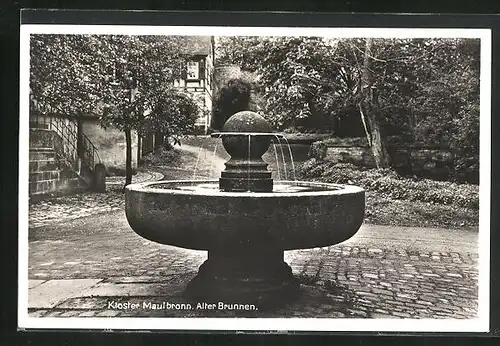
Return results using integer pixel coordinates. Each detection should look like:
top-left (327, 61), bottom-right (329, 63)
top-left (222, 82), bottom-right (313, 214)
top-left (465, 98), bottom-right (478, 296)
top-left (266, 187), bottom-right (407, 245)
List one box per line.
top-left (19, 11), bottom-right (491, 333)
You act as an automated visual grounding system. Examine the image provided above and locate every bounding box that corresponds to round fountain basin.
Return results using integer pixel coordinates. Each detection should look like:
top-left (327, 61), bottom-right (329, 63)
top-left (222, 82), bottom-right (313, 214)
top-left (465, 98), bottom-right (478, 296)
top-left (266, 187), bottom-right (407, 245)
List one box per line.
top-left (125, 180), bottom-right (365, 251)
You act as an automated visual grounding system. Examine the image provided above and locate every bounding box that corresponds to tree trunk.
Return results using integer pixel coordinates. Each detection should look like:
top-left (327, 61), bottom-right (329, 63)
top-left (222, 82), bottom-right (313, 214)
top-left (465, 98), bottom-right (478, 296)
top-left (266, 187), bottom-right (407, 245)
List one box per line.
top-left (76, 119), bottom-right (84, 172)
top-left (309, 101), bottom-right (324, 133)
top-left (360, 38), bottom-right (390, 169)
top-left (358, 104), bottom-right (372, 147)
top-left (365, 110), bottom-right (389, 168)
top-left (164, 129), bottom-right (173, 150)
top-left (154, 131), bottom-right (164, 149)
top-left (124, 128), bottom-right (133, 189)
top-left (137, 134), bottom-right (141, 166)
top-left (136, 102), bottom-right (144, 165)
top-left (143, 133), bottom-right (154, 156)
top-left (125, 86), bottom-right (137, 189)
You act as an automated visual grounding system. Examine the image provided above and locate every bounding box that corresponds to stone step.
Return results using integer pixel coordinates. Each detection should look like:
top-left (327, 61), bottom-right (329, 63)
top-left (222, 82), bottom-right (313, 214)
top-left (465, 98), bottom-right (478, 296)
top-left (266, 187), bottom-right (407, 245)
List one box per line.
top-left (29, 121), bottom-right (50, 129)
top-left (30, 150), bottom-right (80, 173)
top-left (29, 177), bottom-right (88, 199)
top-left (30, 149), bottom-right (57, 161)
top-left (29, 128), bottom-right (59, 149)
top-left (28, 125), bottom-right (97, 199)
top-left (29, 171), bottom-right (60, 182)
top-left (30, 159), bottom-right (61, 173)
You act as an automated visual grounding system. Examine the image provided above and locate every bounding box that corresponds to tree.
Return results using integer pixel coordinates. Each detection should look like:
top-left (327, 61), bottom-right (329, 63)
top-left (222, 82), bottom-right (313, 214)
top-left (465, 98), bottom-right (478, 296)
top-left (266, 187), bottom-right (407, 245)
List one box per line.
top-left (357, 38), bottom-right (390, 168)
top-left (30, 34), bottom-right (199, 187)
top-left (215, 36), bottom-right (392, 167)
top-left (211, 78), bottom-right (253, 130)
top-left (215, 36), bottom-right (342, 130)
top-left (143, 90), bottom-right (199, 148)
top-left (215, 36), bottom-right (480, 175)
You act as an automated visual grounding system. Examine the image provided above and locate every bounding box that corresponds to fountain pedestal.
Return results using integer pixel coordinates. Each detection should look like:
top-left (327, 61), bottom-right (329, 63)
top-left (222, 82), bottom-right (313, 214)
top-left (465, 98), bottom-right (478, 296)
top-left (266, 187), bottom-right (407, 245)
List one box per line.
top-left (219, 154), bottom-right (273, 192)
top-left (184, 246), bottom-right (299, 308)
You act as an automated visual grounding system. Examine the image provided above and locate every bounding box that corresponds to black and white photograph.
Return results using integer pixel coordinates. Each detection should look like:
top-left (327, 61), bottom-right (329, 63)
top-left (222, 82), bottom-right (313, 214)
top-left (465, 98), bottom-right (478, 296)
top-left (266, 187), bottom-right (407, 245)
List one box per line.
top-left (18, 21), bottom-right (491, 332)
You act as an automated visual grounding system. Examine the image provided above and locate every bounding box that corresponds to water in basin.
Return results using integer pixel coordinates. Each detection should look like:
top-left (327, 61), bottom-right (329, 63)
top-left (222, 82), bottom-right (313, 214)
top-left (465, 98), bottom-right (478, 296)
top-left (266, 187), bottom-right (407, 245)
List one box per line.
top-left (156, 182), bottom-right (342, 193)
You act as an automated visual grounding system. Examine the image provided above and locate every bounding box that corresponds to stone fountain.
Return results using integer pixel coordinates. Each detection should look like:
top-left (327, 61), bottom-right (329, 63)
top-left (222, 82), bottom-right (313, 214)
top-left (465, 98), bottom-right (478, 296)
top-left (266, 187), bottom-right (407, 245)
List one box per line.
top-left (125, 111), bottom-right (365, 309)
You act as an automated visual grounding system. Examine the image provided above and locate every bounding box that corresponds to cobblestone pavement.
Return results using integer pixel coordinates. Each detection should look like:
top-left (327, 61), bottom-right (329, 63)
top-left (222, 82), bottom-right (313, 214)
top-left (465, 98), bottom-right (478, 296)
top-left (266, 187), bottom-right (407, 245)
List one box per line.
top-left (28, 170), bottom-right (163, 228)
top-left (26, 209), bottom-right (479, 319)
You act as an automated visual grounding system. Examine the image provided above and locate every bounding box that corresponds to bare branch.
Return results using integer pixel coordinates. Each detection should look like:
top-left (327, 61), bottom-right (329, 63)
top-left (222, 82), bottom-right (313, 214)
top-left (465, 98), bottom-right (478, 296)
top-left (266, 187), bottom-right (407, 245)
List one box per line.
top-left (358, 103), bottom-right (372, 147)
top-left (351, 43), bottom-right (387, 63)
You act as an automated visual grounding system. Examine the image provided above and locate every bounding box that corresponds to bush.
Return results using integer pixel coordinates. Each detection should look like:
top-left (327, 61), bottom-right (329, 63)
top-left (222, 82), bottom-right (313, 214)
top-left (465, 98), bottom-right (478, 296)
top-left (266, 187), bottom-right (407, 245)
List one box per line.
top-left (211, 77), bottom-right (253, 130)
top-left (308, 141), bottom-right (327, 161)
top-left (139, 147), bottom-right (182, 167)
top-left (299, 159), bottom-right (479, 209)
top-left (106, 166), bottom-right (137, 177)
top-left (283, 127), bottom-right (299, 134)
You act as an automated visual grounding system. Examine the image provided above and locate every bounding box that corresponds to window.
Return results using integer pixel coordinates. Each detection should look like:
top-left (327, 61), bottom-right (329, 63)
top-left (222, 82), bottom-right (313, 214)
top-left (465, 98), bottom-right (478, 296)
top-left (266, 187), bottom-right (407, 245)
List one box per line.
top-left (186, 61), bottom-right (199, 80)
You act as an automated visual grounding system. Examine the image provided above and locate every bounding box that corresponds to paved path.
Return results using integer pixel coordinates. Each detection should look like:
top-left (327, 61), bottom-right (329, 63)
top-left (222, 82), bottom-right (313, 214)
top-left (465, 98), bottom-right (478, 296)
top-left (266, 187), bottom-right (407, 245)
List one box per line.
top-left (27, 208), bottom-right (478, 319)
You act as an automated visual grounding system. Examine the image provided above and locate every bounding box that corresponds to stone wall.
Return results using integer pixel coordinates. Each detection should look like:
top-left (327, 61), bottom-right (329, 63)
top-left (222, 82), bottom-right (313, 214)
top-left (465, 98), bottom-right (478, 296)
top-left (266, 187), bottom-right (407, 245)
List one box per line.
top-left (324, 145), bottom-right (377, 167)
top-left (312, 137), bottom-right (454, 179)
top-left (29, 129), bottom-right (86, 198)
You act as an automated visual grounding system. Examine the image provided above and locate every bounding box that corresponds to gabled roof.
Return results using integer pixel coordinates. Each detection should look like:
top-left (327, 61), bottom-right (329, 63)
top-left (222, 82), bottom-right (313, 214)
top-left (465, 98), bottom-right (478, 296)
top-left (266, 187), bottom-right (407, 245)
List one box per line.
top-left (178, 36), bottom-right (213, 55)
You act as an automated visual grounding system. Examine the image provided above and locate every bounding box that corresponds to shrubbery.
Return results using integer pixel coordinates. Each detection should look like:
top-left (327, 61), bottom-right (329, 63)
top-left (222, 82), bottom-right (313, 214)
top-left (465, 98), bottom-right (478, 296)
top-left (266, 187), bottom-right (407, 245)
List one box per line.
top-left (299, 159), bottom-right (479, 209)
top-left (106, 166), bottom-right (138, 177)
top-left (139, 147), bottom-right (182, 167)
top-left (211, 77), bottom-right (254, 131)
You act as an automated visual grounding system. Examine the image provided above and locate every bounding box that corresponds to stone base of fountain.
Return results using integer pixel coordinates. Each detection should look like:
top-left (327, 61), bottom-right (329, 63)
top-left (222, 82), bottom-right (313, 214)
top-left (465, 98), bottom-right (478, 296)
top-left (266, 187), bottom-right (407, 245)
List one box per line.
top-left (184, 248), bottom-right (300, 309)
top-left (219, 159), bottom-right (273, 192)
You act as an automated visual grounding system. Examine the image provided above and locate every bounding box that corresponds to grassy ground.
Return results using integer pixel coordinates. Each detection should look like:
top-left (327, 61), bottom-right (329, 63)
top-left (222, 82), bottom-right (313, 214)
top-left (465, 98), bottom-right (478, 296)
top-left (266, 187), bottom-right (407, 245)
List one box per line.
top-left (299, 159), bottom-right (479, 230)
top-left (364, 192), bottom-right (478, 230)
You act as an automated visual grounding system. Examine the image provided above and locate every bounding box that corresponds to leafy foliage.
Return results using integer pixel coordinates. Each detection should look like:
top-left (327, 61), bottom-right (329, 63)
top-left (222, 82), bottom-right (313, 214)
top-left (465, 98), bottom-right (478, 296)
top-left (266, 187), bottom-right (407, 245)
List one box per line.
top-left (139, 147), bottom-right (182, 167)
top-left (143, 91), bottom-right (199, 141)
top-left (30, 34), bottom-right (199, 135)
top-left (299, 159), bottom-right (478, 209)
top-left (211, 77), bottom-right (253, 130)
top-left (215, 36), bottom-right (481, 180)
top-left (30, 34), bottom-right (200, 186)
top-left (216, 36), bottom-right (339, 130)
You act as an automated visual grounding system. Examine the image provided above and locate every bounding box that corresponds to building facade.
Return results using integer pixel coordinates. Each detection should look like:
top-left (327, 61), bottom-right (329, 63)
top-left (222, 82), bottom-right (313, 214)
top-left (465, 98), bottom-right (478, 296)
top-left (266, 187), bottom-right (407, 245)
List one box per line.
top-left (140, 36), bottom-right (215, 156)
top-left (176, 36), bottom-right (215, 134)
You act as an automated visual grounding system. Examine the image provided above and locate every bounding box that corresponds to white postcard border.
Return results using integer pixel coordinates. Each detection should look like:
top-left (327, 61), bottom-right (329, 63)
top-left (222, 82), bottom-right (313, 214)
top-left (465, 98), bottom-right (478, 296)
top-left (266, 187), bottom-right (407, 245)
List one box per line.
top-left (18, 24), bottom-right (492, 333)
